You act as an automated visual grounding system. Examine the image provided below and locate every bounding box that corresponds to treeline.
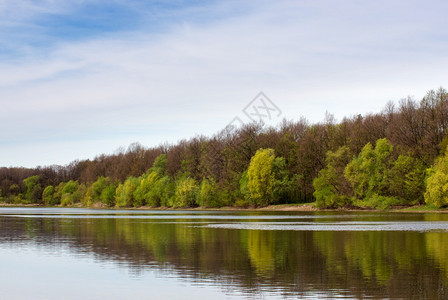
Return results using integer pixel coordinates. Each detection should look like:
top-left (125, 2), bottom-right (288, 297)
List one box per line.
top-left (1, 87), bottom-right (448, 208)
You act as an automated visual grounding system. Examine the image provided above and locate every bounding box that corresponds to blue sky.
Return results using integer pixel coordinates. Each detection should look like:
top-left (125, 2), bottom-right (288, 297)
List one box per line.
top-left (1, 0), bottom-right (447, 167)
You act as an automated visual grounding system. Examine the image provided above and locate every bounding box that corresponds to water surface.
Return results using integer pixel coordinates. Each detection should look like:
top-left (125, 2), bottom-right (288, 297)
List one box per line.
top-left (1, 208), bottom-right (447, 299)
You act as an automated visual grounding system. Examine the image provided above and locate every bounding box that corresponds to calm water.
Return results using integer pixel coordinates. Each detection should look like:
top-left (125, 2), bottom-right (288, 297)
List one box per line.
top-left (1, 208), bottom-right (448, 299)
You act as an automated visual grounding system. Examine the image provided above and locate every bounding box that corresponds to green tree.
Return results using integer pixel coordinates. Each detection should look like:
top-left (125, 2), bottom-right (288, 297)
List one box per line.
top-left (197, 178), bottom-right (222, 207)
top-left (133, 172), bottom-right (158, 207)
top-left (74, 184), bottom-right (87, 205)
top-left (247, 148), bottom-right (276, 206)
top-left (115, 183), bottom-right (125, 207)
top-left (173, 177), bottom-right (198, 208)
top-left (344, 138), bottom-right (398, 208)
top-left (82, 185), bottom-right (94, 207)
top-left (157, 176), bottom-right (175, 207)
top-left (388, 155), bottom-right (426, 204)
top-left (8, 184), bottom-right (21, 203)
top-left (272, 157), bottom-right (303, 204)
top-left (88, 176), bottom-right (117, 207)
top-left (115, 177), bottom-right (139, 207)
top-left (23, 175), bottom-right (41, 204)
top-left (152, 154), bottom-right (168, 176)
top-left (42, 185), bottom-right (56, 206)
top-left (61, 180), bottom-right (78, 194)
top-left (425, 154), bottom-right (448, 207)
top-left (313, 146), bottom-right (352, 208)
top-left (60, 180), bottom-right (85, 206)
top-left (131, 154), bottom-right (172, 207)
top-left (91, 177), bottom-right (108, 201)
top-left (345, 143), bottom-right (375, 199)
top-left (100, 184), bottom-right (117, 206)
top-left (146, 176), bottom-right (175, 207)
top-left (53, 182), bottom-right (65, 205)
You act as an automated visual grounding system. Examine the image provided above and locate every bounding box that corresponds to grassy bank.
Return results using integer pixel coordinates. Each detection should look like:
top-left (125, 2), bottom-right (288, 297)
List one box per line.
top-left (1, 202), bottom-right (448, 213)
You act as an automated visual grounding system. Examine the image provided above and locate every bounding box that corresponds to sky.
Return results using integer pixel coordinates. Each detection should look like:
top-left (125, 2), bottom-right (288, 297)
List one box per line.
top-left (0, 0), bottom-right (447, 168)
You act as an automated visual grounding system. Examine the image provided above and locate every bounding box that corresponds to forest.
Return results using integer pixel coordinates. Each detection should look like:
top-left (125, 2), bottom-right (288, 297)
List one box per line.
top-left (1, 87), bottom-right (448, 209)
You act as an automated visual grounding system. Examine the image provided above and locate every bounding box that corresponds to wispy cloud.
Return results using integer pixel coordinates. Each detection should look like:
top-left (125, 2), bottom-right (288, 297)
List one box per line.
top-left (0, 0), bottom-right (447, 167)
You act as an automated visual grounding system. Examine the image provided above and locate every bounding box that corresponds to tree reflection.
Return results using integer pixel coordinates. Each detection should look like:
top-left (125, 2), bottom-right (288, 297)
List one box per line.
top-left (0, 214), bottom-right (447, 299)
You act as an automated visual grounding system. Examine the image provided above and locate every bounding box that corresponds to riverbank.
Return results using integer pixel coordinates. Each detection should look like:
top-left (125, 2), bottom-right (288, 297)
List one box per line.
top-left (1, 202), bottom-right (447, 213)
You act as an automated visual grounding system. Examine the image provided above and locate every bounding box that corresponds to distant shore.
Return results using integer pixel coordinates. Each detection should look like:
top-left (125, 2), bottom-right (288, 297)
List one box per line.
top-left (1, 202), bottom-right (447, 213)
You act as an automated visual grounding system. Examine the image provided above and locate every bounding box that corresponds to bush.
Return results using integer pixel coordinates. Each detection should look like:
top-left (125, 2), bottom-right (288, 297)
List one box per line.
top-left (354, 194), bottom-right (404, 210)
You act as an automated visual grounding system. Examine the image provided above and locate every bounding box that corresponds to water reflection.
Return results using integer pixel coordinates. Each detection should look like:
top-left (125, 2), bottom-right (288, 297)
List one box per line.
top-left (0, 209), bottom-right (447, 299)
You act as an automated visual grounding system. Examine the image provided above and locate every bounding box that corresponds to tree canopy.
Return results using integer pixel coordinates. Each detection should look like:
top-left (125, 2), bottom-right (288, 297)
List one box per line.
top-left (1, 87), bottom-right (447, 209)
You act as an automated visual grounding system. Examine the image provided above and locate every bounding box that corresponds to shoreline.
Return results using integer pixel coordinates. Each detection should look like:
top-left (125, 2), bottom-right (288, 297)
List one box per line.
top-left (0, 203), bottom-right (447, 213)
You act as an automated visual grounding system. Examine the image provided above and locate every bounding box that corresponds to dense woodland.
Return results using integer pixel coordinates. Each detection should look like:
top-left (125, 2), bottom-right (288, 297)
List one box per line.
top-left (1, 87), bottom-right (448, 209)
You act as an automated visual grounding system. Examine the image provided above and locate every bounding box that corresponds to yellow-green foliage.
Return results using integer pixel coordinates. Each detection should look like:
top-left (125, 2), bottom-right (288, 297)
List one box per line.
top-left (344, 139), bottom-right (394, 207)
top-left (247, 148), bottom-right (276, 207)
top-left (174, 177), bottom-right (198, 208)
top-left (59, 180), bottom-right (84, 206)
top-left (100, 184), bottom-right (116, 207)
top-left (156, 176), bottom-right (175, 207)
top-left (425, 154), bottom-right (448, 207)
top-left (131, 154), bottom-right (173, 207)
top-left (23, 175), bottom-right (41, 204)
top-left (115, 177), bottom-right (138, 207)
top-left (344, 143), bottom-right (374, 199)
top-left (345, 139), bottom-right (393, 200)
top-left (152, 154), bottom-right (168, 176)
top-left (342, 138), bottom-right (425, 209)
top-left (42, 185), bottom-right (56, 206)
top-left (389, 155), bottom-right (426, 204)
top-left (133, 172), bottom-right (158, 207)
top-left (198, 178), bottom-right (221, 207)
top-left (272, 157), bottom-right (302, 204)
top-left (82, 185), bottom-right (94, 207)
top-left (313, 146), bottom-right (351, 208)
top-left (84, 176), bottom-right (116, 207)
top-left (238, 171), bottom-right (250, 204)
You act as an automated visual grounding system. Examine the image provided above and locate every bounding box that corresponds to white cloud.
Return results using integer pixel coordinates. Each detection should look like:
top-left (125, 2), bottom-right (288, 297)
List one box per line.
top-left (0, 0), bottom-right (447, 167)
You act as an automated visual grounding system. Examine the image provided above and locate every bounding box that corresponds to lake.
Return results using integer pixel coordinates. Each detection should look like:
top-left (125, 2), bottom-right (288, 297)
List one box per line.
top-left (0, 208), bottom-right (447, 299)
